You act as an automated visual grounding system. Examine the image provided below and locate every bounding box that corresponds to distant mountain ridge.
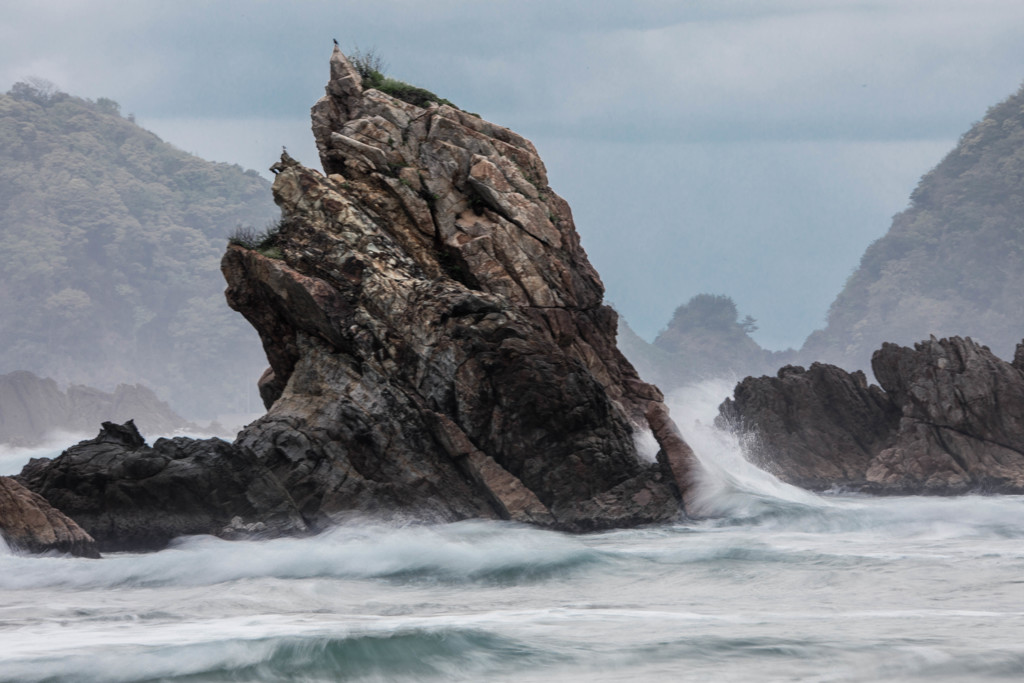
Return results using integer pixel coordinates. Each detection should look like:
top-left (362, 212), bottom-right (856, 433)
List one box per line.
top-left (802, 82), bottom-right (1024, 371)
top-left (0, 81), bottom-right (277, 417)
top-left (0, 371), bottom-right (193, 447)
top-left (618, 294), bottom-right (795, 391)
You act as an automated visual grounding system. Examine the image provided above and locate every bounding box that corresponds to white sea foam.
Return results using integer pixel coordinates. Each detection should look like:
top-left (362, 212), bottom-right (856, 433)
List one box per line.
top-left (4, 381), bottom-right (1024, 682)
top-left (664, 378), bottom-right (827, 519)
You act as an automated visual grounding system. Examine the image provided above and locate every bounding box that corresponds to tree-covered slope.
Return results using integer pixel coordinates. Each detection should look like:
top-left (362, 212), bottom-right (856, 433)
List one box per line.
top-left (803, 82), bottom-right (1024, 371)
top-left (0, 82), bottom-right (276, 417)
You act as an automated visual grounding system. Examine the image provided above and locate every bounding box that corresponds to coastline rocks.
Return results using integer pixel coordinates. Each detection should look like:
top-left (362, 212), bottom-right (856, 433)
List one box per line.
top-left (16, 47), bottom-right (696, 550)
top-left (717, 363), bottom-right (900, 490)
top-left (221, 46), bottom-right (691, 530)
top-left (19, 421), bottom-right (307, 552)
top-left (718, 336), bottom-right (1024, 493)
top-left (0, 476), bottom-right (98, 558)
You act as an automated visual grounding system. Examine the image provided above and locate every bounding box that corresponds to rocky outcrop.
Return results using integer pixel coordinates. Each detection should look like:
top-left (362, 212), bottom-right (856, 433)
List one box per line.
top-left (718, 336), bottom-right (1024, 493)
top-left (717, 363), bottom-right (900, 490)
top-left (221, 46), bottom-right (693, 531)
top-left (0, 476), bottom-right (98, 557)
top-left (0, 371), bottom-right (194, 447)
top-left (19, 421), bottom-right (307, 552)
top-left (17, 48), bottom-right (696, 550)
top-left (867, 337), bottom-right (1024, 492)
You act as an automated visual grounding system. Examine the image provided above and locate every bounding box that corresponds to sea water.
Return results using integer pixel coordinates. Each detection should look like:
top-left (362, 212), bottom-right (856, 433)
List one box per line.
top-left (2, 381), bottom-right (1024, 682)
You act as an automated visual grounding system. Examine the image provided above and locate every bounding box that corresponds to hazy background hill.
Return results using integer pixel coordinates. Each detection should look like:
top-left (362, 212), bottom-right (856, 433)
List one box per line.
top-left (0, 81), bottom-right (275, 418)
top-left (801, 83), bottom-right (1024, 372)
top-left (619, 294), bottom-right (795, 390)
top-left (623, 82), bottom-right (1024, 387)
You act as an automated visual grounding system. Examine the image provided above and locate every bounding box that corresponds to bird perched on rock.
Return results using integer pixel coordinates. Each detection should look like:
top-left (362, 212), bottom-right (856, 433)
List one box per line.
top-left (333, 38), bottom-right (339, 47)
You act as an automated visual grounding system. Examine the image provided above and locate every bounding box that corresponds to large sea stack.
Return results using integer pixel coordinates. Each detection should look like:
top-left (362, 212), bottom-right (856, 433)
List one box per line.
top-left (11, 48), bottom-right (697, 552)
top-left (221, 47), bottom-right (695, 530)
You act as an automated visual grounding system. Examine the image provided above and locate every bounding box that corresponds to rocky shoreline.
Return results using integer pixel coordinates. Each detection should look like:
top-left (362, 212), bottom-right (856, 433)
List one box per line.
top-left (718, 336), bottom-right (1024, 494)
top-left (0, 48), bottom-right (698, 555)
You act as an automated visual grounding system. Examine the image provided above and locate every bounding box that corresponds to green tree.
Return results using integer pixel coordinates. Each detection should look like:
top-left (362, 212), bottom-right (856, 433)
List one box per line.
top-left (0, 83), bottom-right (278, 417)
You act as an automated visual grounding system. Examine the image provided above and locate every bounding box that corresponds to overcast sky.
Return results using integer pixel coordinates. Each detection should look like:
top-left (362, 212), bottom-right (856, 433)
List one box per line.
top-left (4, 0), bottom-right (1023, 348)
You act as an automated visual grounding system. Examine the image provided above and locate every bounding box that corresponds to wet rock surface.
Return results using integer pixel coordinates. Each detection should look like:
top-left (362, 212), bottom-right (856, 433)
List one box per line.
top-left (0, 475), bottom-right (98, 558)
top-left (718, 336), bottom-right (1024, 493)
top-left (19, 421), bottom-right (307, 552)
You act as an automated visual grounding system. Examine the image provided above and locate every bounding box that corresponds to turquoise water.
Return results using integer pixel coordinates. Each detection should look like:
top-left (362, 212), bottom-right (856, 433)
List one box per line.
top-left (3, 383), bottom-right (1024, 682)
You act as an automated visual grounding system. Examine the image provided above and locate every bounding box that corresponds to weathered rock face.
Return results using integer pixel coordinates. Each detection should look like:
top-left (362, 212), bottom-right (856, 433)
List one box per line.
top-left (18, 48), bottom-right (697, 549)
top-left (221, 47), bottom-right (694, 531)
top-left (0, 476), bottom-right (98, 558)
top-left (718, 364), bottom-right (900, 490)
top-left (718, 336), bottom-right (1024, 493)
top-left (19, 421), bottom-right (307, 552)
top-left (867, 337), bottom-right (1024, 492)
top-left (0, 371), bottom-right (194, 447)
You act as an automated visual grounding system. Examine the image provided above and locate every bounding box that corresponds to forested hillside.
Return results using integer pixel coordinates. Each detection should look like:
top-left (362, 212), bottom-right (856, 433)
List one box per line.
top-left (0, 81), bottom-right (276, 417)
top-left (803, 82), bottom-right (1024, 372)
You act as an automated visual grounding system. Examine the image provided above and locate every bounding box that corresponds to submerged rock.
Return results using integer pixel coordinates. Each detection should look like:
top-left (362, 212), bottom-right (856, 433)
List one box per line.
top-left (19, 48), bottom-right (697, 550)
top-left (0, 476), bottom-right (98, 558)
top-left (718, 336), bottom-right (1024, 493)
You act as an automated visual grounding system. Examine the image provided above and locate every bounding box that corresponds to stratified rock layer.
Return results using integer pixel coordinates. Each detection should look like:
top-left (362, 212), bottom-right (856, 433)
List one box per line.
top-left (0, 476), bottom-right (98, 557)
top-left (223, 47), bottom-right (693, 531)
top-left (718, 336), bottom-right (1024, 493)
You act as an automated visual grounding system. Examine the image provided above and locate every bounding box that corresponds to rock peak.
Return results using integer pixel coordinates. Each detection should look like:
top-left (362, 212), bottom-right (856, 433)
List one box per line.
top-left (224, 48), bottom-right (700, 529)
top-left (13, 49), bottom-right (701, 551)
top-left (326, 45), bottom-right (363, 102)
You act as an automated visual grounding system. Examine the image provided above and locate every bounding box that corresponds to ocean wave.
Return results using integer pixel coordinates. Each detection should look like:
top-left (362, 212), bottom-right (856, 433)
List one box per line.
top-left (0, 626), bottom-right (560, 683)
top-left (0, 520), bottom-right (605, 590)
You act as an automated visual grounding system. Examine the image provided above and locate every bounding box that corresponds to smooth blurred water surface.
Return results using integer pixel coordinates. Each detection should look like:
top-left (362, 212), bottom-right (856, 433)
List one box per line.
top-left (2, 381), bottom-right (1023, 682)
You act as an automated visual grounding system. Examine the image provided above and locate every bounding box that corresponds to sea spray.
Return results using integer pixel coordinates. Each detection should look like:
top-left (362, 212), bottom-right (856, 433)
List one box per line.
top-left (664, 378), bottom-right (827, 519)
top-left (4, 381), bottom-right (1024, 681)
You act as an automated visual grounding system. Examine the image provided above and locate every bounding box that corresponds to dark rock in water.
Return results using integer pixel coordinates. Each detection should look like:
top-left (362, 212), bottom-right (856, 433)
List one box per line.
top-left (16, 48), bottom-right (697, 550)
top-left (718, 363), bottom-right (900, 490)
top-left (0, 371), bottom-right (194, 447)
top-left (19, 421), bottom-right (307, 552)
top-left (718, 336), bottom-right (1024, 494)
top-left (0, 476), bottom-right (98, 558)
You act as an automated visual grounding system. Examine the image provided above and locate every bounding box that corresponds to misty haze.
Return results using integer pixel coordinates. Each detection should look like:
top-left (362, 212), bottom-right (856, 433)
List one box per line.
top-left (3, 3), bottom-right (1024, 681)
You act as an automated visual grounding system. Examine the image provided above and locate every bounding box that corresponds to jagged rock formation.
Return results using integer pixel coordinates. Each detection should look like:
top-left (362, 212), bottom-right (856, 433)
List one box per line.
top-left (0, 476), bottom-right (98, 557)
top-left (0, 371), bottom-right (194, 446)
top-left (18, 421), bottom-right (307, 552)
top-left (18, 48), bottom-right (697, 550)
top-left (718, 336), bottom-right (1024, 493)
top-left (802, 84), bottom-right (1024, 371)
top-left (222, 46), bottom-right (694, 531)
